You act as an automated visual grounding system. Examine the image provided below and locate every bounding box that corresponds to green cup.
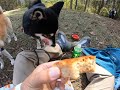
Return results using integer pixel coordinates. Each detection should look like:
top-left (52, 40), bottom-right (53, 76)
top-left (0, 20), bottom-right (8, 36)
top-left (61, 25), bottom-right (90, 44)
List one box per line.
top-left (72, 46), bottom-right (82, 58)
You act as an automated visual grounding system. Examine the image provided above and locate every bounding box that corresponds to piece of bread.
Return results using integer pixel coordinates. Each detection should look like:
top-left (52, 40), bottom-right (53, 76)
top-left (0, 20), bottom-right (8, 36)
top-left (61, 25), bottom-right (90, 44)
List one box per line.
top-left (54, 55), bottom-right (96, 80)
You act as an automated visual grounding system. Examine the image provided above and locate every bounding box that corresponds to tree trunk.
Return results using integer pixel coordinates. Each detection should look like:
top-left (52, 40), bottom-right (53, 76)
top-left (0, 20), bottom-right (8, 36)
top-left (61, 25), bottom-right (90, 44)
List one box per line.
top-left (75, 0), bottom-right (78, 10)
top-left (97, 0), bottom-right (104, 14)
top-left (87, 0), bottom-right (90, 8)
top-left (112, 0), bottom-right (116, 8)
top-left (84, 0), bottom-right (88, 12)
top-left (70, 0), bottom-right (73, 9)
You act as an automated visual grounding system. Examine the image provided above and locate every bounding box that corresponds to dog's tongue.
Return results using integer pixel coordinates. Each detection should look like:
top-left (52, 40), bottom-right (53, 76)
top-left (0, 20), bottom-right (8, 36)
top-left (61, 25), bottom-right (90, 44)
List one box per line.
top-left (35, 33), bottom-right (53, 47)
top-left (42, 38), bottom-right (52, 46)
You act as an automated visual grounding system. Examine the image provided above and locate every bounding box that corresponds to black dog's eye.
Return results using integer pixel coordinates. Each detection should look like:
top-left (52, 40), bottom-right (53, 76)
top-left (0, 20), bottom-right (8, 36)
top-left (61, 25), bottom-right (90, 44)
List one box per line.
top-left (31, 11), bottom-right (43, 20)
top-left (36, 12), bottom-right (41, 17)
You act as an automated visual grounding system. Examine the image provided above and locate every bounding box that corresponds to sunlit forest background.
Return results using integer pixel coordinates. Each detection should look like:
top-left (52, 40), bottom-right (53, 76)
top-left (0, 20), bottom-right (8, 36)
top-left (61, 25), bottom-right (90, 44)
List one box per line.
top-left (0, 0), bottom-right (120, 19)
top-left (0, 0), bottom-right (120, 89)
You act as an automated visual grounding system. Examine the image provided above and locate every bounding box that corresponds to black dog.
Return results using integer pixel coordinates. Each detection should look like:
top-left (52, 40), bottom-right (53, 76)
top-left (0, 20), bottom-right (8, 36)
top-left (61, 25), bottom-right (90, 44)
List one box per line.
top-left (22, 0), bottom-right (64, 47)
top-left (109, 8), bottom-right (117, 19)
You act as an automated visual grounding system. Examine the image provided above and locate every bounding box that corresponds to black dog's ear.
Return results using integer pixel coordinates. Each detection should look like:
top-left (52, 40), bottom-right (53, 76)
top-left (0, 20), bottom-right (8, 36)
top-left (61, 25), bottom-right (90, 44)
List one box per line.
top-left (28, 0), bottom-right (42, 9)
top-left (49, 1), bottom-right (64, 16)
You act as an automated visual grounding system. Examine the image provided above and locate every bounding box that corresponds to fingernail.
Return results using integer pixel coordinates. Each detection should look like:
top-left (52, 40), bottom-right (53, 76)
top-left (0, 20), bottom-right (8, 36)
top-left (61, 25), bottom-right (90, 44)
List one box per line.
top-left (49, 67), bottom-right (60, 81)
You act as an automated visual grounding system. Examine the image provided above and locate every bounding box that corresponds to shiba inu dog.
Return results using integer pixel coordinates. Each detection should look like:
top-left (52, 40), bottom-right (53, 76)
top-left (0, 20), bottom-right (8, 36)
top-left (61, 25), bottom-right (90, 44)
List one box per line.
top-left (0, 6), bottom-right (17, 69)
top-left (22, 0), bottom-right (64, 47)
top-left (0, 6), bottom-right (17, 46)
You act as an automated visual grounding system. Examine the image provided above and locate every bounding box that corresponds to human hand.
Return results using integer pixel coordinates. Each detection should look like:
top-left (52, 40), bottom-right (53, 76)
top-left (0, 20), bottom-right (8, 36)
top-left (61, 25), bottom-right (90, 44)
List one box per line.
top-left (21, 61), bottom-right (66, 90)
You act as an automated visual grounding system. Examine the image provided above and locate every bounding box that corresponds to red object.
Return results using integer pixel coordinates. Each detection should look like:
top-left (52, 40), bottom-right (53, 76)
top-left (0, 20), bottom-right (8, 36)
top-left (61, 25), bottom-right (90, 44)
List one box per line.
top-left (71, 34), bottom-right (80, 41)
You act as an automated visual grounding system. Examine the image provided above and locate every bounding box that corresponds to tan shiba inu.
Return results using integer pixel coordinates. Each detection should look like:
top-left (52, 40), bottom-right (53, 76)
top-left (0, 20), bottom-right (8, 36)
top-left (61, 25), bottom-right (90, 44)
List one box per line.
top-left (0, 6), bottom-right (17, 69)
top-left (0, 6), bottom-right (17, 47)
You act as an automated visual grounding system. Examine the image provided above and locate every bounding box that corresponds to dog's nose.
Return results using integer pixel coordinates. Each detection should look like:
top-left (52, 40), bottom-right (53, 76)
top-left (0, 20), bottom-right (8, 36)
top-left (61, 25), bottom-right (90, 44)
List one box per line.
top-left (51, 44), bottom-right (55, 47)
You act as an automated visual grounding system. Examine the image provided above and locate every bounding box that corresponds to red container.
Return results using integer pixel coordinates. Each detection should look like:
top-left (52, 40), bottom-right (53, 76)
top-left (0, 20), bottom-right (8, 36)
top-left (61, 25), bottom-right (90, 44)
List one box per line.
top-left (71, 33), bottom-right (80, 41)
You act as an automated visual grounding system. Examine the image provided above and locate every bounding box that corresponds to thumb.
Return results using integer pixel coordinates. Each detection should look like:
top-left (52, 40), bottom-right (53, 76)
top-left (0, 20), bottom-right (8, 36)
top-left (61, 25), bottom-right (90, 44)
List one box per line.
top-left (49, 67), bottom-right (61, 81)
top-left (38, 67), bottom-right (60, 83)
top-left (26, 67), bottom-right (60, 87)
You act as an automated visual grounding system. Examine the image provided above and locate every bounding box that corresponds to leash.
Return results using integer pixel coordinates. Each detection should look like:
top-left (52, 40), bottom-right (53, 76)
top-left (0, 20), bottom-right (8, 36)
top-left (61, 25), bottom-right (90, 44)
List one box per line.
top-left (33, 49), bottom-right (51, 66)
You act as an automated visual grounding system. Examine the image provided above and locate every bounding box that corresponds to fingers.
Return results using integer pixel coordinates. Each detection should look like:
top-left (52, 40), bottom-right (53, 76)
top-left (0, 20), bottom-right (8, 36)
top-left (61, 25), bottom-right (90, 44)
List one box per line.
top-left (49, 67), bottom-right (60, 81)
top-left (33, 61), bottom-right (59, 73)
top-left (50, 80), bottom-right (57, 89)
top-left (52, 78), bottom-right (69, 90)
top-left (23, 66), bottom-right (60, 89)
top-left (21, 61), bottom-right (61, 90)
top-left (57, 78), bottom-right (69, 90)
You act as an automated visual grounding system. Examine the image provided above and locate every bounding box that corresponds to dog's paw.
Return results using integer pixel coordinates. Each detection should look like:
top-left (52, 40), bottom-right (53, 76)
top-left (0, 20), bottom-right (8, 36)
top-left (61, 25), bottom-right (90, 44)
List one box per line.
top-left (10, 59), bottom-right (15, 65)
top-left (7, 38), bottom-right (12, 43)
top-left (0, 64), bottom-right (4, 69)
top-left (14, 36), bottom-right (17, 41)
top-left (0, 61), bottom-right (4, 69)
top-left (0, 40), bottom-right (4, 47)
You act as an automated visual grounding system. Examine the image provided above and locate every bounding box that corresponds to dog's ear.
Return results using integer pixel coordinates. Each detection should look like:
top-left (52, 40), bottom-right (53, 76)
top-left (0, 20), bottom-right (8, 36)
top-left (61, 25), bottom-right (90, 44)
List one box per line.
top-left (49, 1), bottom-right (64, 16)
top-left (28, 0), bottom-right (42, 9)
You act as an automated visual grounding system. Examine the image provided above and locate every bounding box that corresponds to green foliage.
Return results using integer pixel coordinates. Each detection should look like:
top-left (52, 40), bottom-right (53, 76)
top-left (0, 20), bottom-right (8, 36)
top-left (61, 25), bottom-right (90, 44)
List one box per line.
top-left (43, 0), bottom-right (64, 7)
top-left (0, 0), bottom-right (17, 10)
top-left (116, 1), bottom-right (120, 18)
top-left (63, 0), bottom-right (71, 9)
top-left (91, 0), bottom-right (100, 10)
top-left (87, 7), bottom-right (97, 13)
top-left (1, 0), bottom-right (120, 19)
top-left (76, 4), bottom-right (84, 11)
top-left (99, 7), bottom-right (109, 17)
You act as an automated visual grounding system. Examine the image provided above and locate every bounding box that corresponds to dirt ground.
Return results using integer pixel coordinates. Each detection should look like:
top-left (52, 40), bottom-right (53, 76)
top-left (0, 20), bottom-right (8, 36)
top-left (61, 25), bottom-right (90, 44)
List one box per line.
top-left (0, 8), bottom-right (120, 89)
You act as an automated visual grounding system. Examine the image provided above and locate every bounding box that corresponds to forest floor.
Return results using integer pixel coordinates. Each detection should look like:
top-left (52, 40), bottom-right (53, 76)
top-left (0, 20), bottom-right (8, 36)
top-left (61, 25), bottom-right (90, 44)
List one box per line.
top-left (0, 8), bottom-right (120, 89)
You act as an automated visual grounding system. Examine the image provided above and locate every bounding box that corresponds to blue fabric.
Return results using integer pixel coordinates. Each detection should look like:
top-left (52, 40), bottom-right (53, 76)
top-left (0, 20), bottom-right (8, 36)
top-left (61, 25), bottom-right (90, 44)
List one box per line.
top-left (0, 84), bottom-right (14, 90)
top-left (82, 48), bottom-right (120, 90)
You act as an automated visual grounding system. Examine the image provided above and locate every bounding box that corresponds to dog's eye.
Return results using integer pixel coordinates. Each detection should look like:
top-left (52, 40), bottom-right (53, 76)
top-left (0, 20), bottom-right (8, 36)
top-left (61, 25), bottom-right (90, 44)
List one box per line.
top-left (31, 11), bottom-right (43, 20)
top-left (35, 11), bottom-right (43, 20)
